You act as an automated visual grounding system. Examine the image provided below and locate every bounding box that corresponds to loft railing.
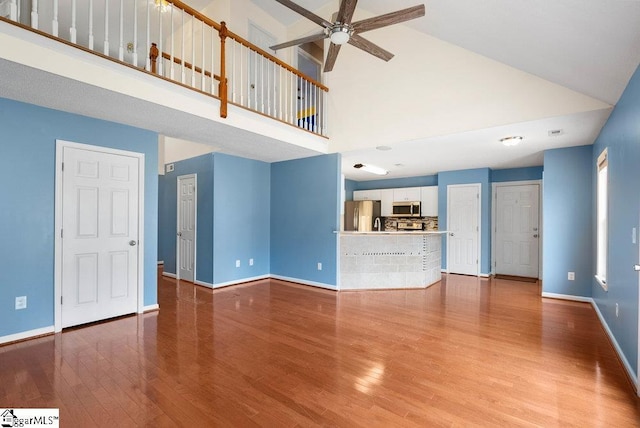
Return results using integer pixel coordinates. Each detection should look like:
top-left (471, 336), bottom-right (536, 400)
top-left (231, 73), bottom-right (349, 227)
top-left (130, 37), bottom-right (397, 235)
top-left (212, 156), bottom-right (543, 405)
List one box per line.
top-left (2, 0), bottom-right (328, 136)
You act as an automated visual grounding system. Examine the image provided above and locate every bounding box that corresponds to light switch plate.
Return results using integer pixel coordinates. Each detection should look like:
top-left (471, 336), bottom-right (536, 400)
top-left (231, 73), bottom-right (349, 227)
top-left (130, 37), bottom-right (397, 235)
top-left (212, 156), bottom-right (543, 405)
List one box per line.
top-left (15, 296), bottom-right (27, 310)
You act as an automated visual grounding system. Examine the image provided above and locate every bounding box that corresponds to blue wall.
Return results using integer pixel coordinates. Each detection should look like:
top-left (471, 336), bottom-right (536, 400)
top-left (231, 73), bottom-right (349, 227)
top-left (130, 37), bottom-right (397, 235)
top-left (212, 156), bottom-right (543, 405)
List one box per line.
top-left (353, 174), bottom-right (438, 190)
top-left (158, 154), bottom-right (215, 283)
top-left (271, 154), bottom-right (341, 287)
top-left (437, 168), bottom-right (492, 274)
top-left (0, 98), bottom-right (158, 337)
top-left (213, 154), bottom-right (270, 284)
top-left (591, 64), bottom-right (640, 377)
top-left (345, 179), bottom-right (357, 201)
top-left (542, 146), bottom-right (593, 298)
top-left (492, 166), bottom-right (543, 182)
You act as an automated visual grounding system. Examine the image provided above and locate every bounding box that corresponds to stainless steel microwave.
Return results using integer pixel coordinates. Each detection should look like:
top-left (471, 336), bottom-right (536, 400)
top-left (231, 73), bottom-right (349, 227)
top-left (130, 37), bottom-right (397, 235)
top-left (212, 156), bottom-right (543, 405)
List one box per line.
top-left (392, 201), bottom-right (421, 217)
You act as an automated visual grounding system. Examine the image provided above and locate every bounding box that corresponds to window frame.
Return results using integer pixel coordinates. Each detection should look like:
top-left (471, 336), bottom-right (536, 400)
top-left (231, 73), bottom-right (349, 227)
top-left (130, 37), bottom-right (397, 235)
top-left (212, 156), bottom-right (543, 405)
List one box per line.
top-left (595, 148), bottom-right (608, 291)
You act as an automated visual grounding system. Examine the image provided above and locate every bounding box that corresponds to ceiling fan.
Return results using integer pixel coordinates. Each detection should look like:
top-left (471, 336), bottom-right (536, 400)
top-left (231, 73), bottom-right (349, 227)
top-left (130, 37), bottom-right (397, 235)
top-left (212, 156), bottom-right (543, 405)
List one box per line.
top-left (270, 0), bottom-right (426, 72)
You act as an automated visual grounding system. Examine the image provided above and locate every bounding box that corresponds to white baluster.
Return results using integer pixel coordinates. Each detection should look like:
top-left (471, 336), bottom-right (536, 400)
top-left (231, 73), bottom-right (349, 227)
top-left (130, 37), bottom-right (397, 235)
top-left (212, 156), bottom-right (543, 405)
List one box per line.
top-left (145, 0), bottom-right (150, 70)
top-left (170, 5), bottom-right (174, 79)
top-left (180, 9), bottom-right (185, 83)
top-left (88, 0), bottom-right (94, 50)
top-left (266, 59), bottom-right (271, 116)
top-left (104, 0), bottom-right (110, 56)
top-left (231, 39), bottom-right (236, 102)
top-left (9, 0), bottom-right (17, 21)
top-left (118, 0), bottom-right (124, 61)
top-left (131, 0), bottom-right (137, 66)
top-left (70, 0), bottom-right (77, 43)
top-left (261, 55), bottom-right (265, 113)
top-left (239, 42), bottom-right (244, 105)
top-left (52, 0), bottom-right (58, 37)
top-left (279, 66), bottom-right (283, 120)
top-left (190, 15), bottom-right (195, 87)
top-left (157, 1), bottom-right (163, 75)
top-left (201, 21), bottom-right (205, 91)
top-left (30, 0), bottom-right (38, 29)
top-left (210, 29), bottom-right (215, 95)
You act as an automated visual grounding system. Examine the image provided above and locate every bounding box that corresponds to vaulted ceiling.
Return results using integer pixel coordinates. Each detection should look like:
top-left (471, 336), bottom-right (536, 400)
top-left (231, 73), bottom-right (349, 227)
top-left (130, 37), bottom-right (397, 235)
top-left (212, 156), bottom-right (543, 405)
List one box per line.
top-left (251, 0), bottom-right (640, 180)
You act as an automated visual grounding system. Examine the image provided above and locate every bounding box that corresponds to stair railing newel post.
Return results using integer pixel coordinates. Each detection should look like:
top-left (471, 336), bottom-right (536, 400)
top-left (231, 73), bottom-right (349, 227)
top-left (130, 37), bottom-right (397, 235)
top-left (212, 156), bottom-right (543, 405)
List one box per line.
top-left (149, 43), bottom-right (159, 74)
top-left (218, 21), bottom-right (229, 119)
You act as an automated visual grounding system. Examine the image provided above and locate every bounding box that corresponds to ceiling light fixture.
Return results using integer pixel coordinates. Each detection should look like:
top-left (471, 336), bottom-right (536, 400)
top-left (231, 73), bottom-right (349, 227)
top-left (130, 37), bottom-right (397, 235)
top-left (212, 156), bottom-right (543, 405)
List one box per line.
top-left (376, 145), bottom-right (392, 151)
top-left (500, 136), bottom-right (524, 147)
top-left (328, 24), bottom-right (353, 45)
top-left (354, 163), bottom-right (388, 176)
top-left (154, 0), bottom-right (170, 12)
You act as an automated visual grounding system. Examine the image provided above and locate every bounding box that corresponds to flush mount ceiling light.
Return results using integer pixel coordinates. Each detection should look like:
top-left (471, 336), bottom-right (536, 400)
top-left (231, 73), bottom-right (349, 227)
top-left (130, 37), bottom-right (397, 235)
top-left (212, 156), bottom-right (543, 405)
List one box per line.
top-left (376, 145), bottom-right (392, 151)
top-left (354, 163), bottom-right (388, 176)
top-left (500, 136), bottom-right (524, 147)
top-left (328, 24), bottom-right (353, 45)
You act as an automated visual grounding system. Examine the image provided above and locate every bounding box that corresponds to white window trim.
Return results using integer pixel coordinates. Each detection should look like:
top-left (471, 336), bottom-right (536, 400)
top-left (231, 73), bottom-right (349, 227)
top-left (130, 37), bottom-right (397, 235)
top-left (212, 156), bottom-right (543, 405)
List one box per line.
top-left (595, 148), bottom-right (608, 291)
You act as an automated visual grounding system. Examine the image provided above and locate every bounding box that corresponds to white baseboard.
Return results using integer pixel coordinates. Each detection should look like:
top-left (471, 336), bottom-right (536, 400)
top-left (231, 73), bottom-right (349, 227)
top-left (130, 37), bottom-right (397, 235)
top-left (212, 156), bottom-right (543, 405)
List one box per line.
top-left (143, 304), bottom-right (159, 312)
top-left (479, 273), bottom-right (490, 278)
top-left (541, 292), bottom-right (593, 303)
top-left (541, 292), bottom-right (638, 392)
top-left (157, 261), bottom-right (164, 265)
top-left (270, 274), bottom-right (337, 291)
top-left (0, 326), bottom-right (55, 345)
top-left (195, 279), bottom-right (215, 288)
top-left (210, 275), bottom-right (270, 289)
top-left (591, 300), bottom-right (638, 391)
top-left (162, 272), bottom-right (177, 279)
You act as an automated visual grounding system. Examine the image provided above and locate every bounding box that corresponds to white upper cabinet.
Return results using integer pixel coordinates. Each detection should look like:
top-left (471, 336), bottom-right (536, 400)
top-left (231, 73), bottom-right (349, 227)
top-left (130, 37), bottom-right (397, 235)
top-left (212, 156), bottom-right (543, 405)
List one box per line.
top-left (353, 189), bottom-right (381, 201)
top-left (420, 186), bottom-right (438, 216)
top-left (393, 187), bottom-right (421, 201)
top-left (380, 189), bottom-right (394, 216)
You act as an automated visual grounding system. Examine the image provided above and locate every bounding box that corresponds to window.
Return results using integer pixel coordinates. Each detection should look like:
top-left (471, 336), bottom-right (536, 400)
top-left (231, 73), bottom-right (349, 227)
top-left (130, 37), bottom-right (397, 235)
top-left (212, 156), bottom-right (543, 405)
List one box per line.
top-left (596, 148), bottom-right (608, 290)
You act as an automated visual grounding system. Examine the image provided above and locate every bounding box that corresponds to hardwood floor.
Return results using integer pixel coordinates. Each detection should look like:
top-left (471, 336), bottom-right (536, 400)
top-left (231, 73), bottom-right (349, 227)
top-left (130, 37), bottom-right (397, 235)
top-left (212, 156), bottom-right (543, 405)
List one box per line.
top-left (1, 273), bottom-right (639, 426)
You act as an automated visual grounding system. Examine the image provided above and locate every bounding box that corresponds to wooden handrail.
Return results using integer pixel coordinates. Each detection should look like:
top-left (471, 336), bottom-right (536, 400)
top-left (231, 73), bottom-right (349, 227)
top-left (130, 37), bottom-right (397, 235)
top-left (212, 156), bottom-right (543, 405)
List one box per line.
top-left (160, 51), bottom-right (223, 82)
top-left (165, 0), bottom-right (328, 92)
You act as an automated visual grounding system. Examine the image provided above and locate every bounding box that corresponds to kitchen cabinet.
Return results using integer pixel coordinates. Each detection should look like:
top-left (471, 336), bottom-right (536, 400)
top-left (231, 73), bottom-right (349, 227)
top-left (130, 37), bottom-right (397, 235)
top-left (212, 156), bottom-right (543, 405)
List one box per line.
top-left (353, 189), bottom-right (381, 201)
top-left (393, 187), bottom-right (421, 201)
top-left (380, 189), bottom-right (394, 216)
top-left (420, 186), bottom-right (438, 216)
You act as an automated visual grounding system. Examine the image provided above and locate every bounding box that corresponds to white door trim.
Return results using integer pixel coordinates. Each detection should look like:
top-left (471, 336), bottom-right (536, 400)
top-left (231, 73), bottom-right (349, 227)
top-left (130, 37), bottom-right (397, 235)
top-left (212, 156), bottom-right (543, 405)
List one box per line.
top-left (446, 183), bottom-right (481, 276)
top-left (176, 173), bottom-right (197, 282)
top-left (491, 180), bottom-right (542, 278)
top-left (54, 140), bottom-right (145, 333)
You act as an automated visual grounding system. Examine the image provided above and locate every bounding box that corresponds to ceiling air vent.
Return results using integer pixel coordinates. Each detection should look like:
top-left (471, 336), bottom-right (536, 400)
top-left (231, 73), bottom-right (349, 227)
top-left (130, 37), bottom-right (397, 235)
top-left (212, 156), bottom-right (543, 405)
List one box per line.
top-left (548, 129), bottom-right (564, 137)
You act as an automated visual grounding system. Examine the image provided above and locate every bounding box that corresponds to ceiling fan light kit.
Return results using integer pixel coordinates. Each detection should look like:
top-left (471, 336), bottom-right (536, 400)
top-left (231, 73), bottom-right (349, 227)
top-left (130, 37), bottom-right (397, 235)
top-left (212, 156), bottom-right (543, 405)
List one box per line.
top-left (271, 1), bottom-right (426, 72)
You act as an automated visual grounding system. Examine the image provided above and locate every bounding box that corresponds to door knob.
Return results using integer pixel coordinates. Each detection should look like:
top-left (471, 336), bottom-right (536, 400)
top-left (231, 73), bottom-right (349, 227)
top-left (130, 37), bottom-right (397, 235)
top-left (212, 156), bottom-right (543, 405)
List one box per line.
top-left (177, 232), bottom-right (182, 237)
top-left (533, 234), bottom-right (539, 238)
top-left (129, 240), bottom-right (137, 246)
top-left (634, 264), bottom-right (640, 272)
top-left (450, 232), bottom-right (455, 237)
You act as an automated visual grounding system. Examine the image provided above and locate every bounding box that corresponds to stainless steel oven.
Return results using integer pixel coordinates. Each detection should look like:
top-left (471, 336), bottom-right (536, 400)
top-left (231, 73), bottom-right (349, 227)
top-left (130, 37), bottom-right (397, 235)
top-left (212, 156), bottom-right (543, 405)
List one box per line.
top-left (392, 201), bottom-right (421, 217)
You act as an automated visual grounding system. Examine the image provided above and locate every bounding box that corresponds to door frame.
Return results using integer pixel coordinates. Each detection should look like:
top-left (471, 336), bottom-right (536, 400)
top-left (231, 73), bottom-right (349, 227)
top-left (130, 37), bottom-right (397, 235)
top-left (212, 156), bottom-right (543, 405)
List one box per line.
top-left (54, 140), bottom-right (145, 332)
top-left (446, 183), bottom-right (481, 276)
top-left (176, 173), bottom-right (197, 282)
top-left (491, 180), bottom-right (542, 278)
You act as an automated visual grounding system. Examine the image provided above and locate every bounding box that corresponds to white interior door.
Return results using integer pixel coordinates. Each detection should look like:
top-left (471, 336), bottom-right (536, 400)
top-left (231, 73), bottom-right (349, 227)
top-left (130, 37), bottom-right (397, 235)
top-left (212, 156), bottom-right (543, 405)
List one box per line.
top-left (61, 145), bottom-right (139, 328)
top-left (447, 184), bottom-right (480, 275)
top-left (495, 184), bottom-right (540, 278)
top-left (177, 174), bottom-right (196, 282)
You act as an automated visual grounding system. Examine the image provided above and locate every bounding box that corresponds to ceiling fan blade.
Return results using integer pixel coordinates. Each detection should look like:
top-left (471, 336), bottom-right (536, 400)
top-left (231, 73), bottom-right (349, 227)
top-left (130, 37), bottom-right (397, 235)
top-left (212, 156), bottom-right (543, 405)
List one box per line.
top-left (352, 5), bottom-right (425, 34)
top-left (324, 43), bottom-right (342, 72)
top-left (336, 0), bottom-right (358, 24)
top-left (348, 34), bottom-right (394, 62)
top-left (274, 0), bottom-right (332, 28)
top-left (271, 32), bottom-right (328, 51)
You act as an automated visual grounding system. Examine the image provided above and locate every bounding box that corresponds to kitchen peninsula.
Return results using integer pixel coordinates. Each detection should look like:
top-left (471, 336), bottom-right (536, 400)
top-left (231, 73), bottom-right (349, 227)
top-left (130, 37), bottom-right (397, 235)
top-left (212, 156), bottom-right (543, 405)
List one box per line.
top-left (337, 231), bottom-right (445, 290)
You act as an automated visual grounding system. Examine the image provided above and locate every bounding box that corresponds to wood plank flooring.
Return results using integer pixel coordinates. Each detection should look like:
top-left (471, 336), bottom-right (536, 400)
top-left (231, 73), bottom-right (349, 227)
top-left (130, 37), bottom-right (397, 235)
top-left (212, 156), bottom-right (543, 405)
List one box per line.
top-left (1, 272), bottom-right (639, 426)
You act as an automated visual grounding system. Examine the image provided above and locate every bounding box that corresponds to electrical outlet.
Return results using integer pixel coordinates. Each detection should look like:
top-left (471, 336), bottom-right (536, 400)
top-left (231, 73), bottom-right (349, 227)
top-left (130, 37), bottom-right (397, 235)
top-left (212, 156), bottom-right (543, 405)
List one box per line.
top-left (568, 272), bottom-right (575, 281)
top-left (15, 296), bottom-right (27, 310)
top-left (317, 262), bottom-right (322, 271)
top-left (249, 258), bottom-right (254, 266)
top-left (616, 303), bottom-right (619, 317)
top-left (235, 260), bottom-right (240, 268)
top-left (633, 228), bottom-right (637, 244)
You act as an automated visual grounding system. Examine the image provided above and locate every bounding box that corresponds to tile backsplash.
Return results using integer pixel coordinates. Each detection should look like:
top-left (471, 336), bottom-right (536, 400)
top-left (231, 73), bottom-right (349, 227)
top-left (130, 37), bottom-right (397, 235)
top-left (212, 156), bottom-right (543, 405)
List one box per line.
top-left (384, 216), bottom-right (438, 231)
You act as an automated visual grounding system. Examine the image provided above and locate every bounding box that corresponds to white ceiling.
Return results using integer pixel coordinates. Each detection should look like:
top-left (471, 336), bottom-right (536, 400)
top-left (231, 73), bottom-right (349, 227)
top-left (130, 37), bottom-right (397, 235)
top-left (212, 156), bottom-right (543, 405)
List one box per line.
top-left (252, 0), bottom-right (640, 180)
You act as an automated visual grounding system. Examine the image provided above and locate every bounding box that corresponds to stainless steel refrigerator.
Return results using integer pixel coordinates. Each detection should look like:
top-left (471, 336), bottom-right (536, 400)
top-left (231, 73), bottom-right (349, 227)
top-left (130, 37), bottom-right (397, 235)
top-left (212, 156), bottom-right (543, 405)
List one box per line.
top-left (344, 200), bottom-right (382, 232)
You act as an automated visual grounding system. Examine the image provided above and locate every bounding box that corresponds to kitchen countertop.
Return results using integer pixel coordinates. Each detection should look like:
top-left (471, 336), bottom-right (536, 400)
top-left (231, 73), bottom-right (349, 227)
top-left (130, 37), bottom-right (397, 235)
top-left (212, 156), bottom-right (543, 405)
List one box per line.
top-left (336, 231), bottom-right (448, 235)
